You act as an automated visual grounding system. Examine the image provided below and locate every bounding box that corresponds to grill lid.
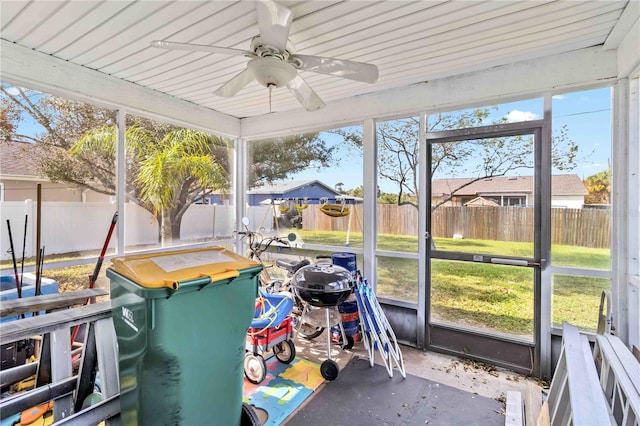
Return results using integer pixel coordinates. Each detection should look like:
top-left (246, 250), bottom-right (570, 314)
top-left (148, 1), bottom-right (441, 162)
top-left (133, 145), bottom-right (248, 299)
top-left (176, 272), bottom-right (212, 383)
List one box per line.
top-left (291, 264), bottom-right (353, 293)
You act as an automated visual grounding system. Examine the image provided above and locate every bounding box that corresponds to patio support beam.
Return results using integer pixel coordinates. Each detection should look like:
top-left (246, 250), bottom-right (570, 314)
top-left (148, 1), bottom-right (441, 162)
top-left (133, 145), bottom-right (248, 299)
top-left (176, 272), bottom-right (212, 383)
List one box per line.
top-left (115, 109), bottom-right (126, 255)
top-left (612, 76), bottom-right (639, 347)
top-left (234, 137), bottom-right (248, 254)
top-left (0, 40), bottom-right (240, 138)
top-left (417, 112), bottom-right (428, 349)
top-left (539, 94), bottom-right (553, 380)
top-left (240, 47), bottom-right (617, 139)
top-left (362, 118), bottom-right (377, 292)
top-left (611, 3), bottom-right (640, 78)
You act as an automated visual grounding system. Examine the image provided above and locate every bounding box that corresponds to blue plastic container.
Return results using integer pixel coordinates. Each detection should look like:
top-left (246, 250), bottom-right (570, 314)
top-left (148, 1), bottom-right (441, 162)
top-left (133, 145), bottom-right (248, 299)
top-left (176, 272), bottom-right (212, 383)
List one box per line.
top-left (331, 252), bottom-right (357, 276)
top-left (338, 300), bottom-right (359, 314)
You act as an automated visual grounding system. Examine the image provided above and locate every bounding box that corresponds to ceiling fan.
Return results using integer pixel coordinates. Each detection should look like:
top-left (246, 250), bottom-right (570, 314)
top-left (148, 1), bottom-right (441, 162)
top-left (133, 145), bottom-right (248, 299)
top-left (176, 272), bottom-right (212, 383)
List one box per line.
top-left (150, 0), bottom-right (379, 112)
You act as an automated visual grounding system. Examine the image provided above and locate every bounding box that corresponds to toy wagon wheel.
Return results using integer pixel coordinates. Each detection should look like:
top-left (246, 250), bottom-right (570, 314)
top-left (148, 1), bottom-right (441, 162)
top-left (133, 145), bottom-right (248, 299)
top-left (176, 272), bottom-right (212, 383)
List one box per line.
top-left (320, 359), bottom-right (339, 381)
top-left (274, 340), bottom-right (296, 364)
top-left (244, 353), bottom-right (267, 384)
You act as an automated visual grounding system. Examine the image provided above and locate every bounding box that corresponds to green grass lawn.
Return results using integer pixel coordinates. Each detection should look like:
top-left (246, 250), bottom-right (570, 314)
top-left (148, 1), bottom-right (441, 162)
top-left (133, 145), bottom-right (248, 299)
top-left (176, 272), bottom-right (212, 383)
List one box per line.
top-left (296, 230), bottom-right (610, 334)
top-left (6, 229), bottom-right (608, 336)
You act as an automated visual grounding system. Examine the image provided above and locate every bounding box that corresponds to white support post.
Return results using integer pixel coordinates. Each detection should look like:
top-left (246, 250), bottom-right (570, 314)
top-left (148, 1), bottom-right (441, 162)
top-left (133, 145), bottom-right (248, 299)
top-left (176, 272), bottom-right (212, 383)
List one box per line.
top-left (115, 109), bottom-right (126, 255)
top-left (363, 118), bottom-right (377, 291)
top-left (540, 93), bottom-right (553, 380)
top-left (234, 137), bottom-right (247, 254)
top-left (611, 77), bottom-right (640, 346)
top-left (417, 112), bottom-right (428, 349)
top-left (627, 77), bottom-right (639, 349)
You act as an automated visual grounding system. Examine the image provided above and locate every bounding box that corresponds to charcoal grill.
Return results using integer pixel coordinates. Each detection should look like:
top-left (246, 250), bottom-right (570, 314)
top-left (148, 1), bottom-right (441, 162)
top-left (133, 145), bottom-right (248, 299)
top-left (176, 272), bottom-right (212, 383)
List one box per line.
top-left (291, 263), bottom-right (354, 380)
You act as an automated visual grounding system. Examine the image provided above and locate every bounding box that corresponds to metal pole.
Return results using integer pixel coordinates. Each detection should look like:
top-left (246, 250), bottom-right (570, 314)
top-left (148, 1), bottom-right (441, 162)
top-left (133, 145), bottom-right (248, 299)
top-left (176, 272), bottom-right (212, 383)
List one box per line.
top-left (35, 184), bottom-right (42, 296)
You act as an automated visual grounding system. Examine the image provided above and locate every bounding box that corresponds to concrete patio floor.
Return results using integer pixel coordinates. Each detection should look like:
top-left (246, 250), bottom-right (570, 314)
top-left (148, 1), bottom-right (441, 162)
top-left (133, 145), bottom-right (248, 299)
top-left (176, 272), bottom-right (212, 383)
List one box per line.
top-left (287, 330), bottom-right (545, 424)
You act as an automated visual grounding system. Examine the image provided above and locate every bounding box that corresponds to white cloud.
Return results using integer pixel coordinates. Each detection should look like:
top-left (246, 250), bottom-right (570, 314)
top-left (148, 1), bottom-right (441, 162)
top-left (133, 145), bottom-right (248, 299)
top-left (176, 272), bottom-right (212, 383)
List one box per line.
top-left (505, 110), bottom-right (538, 122)
top-left (552, 94), bottom-right (565, 100)
top-left (6, 87), bottom-right (20, 96)
top-left (582, 162), bottom-right (606, 170)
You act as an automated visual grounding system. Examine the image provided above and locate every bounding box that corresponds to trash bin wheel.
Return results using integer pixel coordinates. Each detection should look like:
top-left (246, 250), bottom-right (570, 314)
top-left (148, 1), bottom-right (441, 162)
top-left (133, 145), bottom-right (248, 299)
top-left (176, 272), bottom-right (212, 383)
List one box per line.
top-left (244, 353), bottom-right (267, 384)
top-left (240, 402), bottom-right (260, 426)
top-left (339, 334), bottom-right (354, 350)
top-left (274, 340), bottom-right (296, 364)
top-left (320, 359), bottom-right (339, 381)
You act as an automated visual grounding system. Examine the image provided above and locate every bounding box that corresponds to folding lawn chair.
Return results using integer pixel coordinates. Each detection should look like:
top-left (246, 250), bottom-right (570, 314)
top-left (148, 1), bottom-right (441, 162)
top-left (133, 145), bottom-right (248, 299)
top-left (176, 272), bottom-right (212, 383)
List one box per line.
top-left (355, 277), bottom-right (406, 379)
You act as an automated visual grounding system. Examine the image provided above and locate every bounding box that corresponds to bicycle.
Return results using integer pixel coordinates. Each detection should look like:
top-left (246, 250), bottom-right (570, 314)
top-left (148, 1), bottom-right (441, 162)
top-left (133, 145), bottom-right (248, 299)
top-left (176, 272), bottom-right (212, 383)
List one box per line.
top-left (237, 218), bottom-right (325, 339)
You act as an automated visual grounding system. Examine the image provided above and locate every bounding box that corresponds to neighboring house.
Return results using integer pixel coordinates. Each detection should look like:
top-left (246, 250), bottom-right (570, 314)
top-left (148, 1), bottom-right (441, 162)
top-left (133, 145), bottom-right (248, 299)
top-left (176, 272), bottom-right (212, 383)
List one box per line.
top-left (246, 179), bottom-right (341, 206)
top-left (202, 179), bottom-right (341, 206)
top-left (431, 174), bottom-right (588, 209)
top-left (0, 139), bottom-right (109, 202)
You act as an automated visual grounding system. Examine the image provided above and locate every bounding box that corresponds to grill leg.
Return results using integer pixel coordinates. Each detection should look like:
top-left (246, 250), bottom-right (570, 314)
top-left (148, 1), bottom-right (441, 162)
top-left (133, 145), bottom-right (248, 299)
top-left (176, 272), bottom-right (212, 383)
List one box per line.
top-left (325, 308), bottom-right (332, 360)
top-left (338, 319), bottom-right (347, 347)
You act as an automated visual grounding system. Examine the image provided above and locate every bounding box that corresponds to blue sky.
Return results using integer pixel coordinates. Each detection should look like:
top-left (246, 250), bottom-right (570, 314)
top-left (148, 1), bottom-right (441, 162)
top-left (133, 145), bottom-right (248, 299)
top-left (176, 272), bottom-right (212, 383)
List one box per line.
top-left (291, 87), bottom-right (612, 193)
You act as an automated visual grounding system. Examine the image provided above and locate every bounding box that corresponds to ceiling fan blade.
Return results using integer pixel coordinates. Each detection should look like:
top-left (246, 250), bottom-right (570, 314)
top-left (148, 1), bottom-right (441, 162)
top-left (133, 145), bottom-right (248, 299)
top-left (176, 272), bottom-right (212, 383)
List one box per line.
top-left (215, 68), bottom-right (255, 97)
top-left (292, 54), bottom-right (379, 83)
top-left (286, 75), bottom-right (325, 111)
top-left (255, 0), bottom-right (293, 51)
top-left (150, 40), bottom-right (253, 57)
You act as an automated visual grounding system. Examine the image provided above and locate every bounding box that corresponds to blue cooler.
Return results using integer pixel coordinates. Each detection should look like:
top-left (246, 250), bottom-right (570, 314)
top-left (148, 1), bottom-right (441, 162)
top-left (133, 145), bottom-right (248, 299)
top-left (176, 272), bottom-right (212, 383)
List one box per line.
top-left (331, 252), bottom-right (357, 277)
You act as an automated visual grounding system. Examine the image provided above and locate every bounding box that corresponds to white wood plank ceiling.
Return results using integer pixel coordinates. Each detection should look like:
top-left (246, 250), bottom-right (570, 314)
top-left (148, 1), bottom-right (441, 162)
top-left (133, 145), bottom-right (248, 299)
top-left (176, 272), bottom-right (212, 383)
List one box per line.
top-left (0, 1), bottom-right (634, 120)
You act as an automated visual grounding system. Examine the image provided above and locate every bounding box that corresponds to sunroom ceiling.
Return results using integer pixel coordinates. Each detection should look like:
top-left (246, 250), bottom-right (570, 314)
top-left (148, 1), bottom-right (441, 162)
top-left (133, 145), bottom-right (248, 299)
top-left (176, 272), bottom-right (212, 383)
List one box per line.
top-left (0, 0), bottom-right (634, 121)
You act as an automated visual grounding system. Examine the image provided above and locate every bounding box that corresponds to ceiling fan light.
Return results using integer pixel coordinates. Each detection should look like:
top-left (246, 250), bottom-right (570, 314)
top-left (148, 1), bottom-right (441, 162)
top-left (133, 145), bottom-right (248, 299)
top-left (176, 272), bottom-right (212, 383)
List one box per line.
top-left (248, 57), bottom-right (297, 88)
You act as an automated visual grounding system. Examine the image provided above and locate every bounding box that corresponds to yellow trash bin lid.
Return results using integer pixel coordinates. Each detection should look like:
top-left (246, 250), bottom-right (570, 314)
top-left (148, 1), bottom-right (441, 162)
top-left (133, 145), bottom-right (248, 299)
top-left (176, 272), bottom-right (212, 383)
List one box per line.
top-left (109, 247), bottom-right (260, 290)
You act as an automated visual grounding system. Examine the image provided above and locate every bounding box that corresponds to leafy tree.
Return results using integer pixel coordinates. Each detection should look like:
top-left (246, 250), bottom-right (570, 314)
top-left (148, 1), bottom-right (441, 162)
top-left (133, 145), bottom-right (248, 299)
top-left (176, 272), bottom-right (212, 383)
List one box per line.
top-left (1, 85), bottom-right (119, 192)
top-left (584, 168), bottom-right (611, 204)
top-left (338, 109), bottom-right (578, 209)
top-left (344, 185), bottom-right (364, 198)
top-left (73, 125), bottom-right (229, 243)
top-left (1, 85), bottom-right (339, 243)
top-left (1, 85), bottom-right (230, 244)
top-left (248, 133), bottom-right (335, 188)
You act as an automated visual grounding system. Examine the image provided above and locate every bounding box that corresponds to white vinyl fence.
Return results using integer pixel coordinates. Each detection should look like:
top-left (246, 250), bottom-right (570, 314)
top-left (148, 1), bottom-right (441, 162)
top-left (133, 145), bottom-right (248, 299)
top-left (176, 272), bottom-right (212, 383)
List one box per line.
top-left (0, 201), bottom-right (270, 262)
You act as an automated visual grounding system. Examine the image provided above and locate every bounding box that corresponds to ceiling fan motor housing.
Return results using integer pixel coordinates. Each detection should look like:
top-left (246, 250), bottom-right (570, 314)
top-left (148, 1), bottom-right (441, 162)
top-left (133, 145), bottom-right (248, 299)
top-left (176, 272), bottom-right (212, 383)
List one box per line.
top-left (248, 57), bottom-right (297, 88)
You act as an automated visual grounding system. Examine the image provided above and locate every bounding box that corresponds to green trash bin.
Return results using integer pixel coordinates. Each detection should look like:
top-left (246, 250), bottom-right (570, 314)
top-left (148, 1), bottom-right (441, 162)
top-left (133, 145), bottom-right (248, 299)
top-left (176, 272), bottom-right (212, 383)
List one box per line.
top-left (106, 247), bottom-right (262, 426)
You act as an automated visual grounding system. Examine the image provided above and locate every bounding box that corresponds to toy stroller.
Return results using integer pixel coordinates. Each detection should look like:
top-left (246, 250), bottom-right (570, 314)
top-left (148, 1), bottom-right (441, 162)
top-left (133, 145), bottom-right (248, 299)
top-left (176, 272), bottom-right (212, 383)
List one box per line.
top-left (244, 288), bottom-right (296, 384)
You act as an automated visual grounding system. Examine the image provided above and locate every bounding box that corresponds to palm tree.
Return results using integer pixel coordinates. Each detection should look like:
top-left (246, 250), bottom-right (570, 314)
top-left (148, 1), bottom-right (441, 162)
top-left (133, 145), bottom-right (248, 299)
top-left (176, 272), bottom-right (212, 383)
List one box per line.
top-left (137, 128), bottom-right (229, 244)
top-left (72, 125), bottom-right (230, 245)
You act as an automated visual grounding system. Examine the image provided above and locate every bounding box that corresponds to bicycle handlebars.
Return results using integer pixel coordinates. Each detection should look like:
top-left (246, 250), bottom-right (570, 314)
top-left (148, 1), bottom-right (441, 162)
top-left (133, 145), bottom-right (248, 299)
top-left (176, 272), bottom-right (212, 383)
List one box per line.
top-left (236, 228), bottom-right (291, 261)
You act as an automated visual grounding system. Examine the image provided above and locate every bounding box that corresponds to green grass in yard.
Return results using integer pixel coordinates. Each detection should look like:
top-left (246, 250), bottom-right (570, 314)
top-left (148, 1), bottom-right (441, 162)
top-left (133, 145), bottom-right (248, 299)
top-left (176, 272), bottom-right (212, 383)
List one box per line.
top-left (431, 260), bottom-right (534, 336)
top-left (296, 230), bottom-right (609, 334)
top-left (552, 275), bottom-right (609, 332)
top-left (376, 257), bottom-right (418, 301)
top-left (5, 229), bottom-right (607, 335)
top-left (551, 244), bottom-right (610, 270)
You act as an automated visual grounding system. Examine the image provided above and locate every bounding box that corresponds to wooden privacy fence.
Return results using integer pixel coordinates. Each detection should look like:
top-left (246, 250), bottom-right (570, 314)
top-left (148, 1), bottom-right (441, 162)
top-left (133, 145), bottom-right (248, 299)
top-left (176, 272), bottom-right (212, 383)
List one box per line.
top-left (302, 205), bottom-right (611, 249)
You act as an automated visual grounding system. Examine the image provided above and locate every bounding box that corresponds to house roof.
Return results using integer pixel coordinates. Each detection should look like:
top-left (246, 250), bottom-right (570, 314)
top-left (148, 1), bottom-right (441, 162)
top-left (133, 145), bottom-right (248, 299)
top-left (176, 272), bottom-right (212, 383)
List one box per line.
top-left (0, 140), bottom-right (41, 178)
top-left (431, 174), bottom-right (588, 197)
top-left (464, 196), bottom-right (501, 207)
top-left (249, 179), bottom-right (338, 196)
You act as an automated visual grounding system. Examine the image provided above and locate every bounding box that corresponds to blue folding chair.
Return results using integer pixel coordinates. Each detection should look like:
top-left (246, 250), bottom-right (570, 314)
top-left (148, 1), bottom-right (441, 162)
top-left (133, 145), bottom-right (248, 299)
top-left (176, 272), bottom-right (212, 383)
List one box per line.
top-left (355, 277), bottom-right (406, 378)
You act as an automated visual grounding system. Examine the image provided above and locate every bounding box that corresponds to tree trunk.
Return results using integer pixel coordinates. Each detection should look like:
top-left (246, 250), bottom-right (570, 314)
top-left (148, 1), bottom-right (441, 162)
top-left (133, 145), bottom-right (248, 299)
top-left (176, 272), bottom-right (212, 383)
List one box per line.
top-left (160, 212), bottom-right (173, 247)
top-left (171, 214), bottom-right (182, 241)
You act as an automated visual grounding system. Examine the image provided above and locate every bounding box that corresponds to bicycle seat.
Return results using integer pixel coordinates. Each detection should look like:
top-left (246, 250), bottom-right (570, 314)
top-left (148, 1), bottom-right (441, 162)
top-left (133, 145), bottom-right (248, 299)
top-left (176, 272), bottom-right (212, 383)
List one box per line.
top-left (276, 259), bottom-right (310, 273)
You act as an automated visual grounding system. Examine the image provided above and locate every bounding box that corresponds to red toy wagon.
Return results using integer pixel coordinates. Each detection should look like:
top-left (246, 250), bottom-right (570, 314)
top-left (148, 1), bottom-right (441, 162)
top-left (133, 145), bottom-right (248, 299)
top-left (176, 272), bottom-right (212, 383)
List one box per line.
top-left (244, 289), bottom-right (296, 384)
